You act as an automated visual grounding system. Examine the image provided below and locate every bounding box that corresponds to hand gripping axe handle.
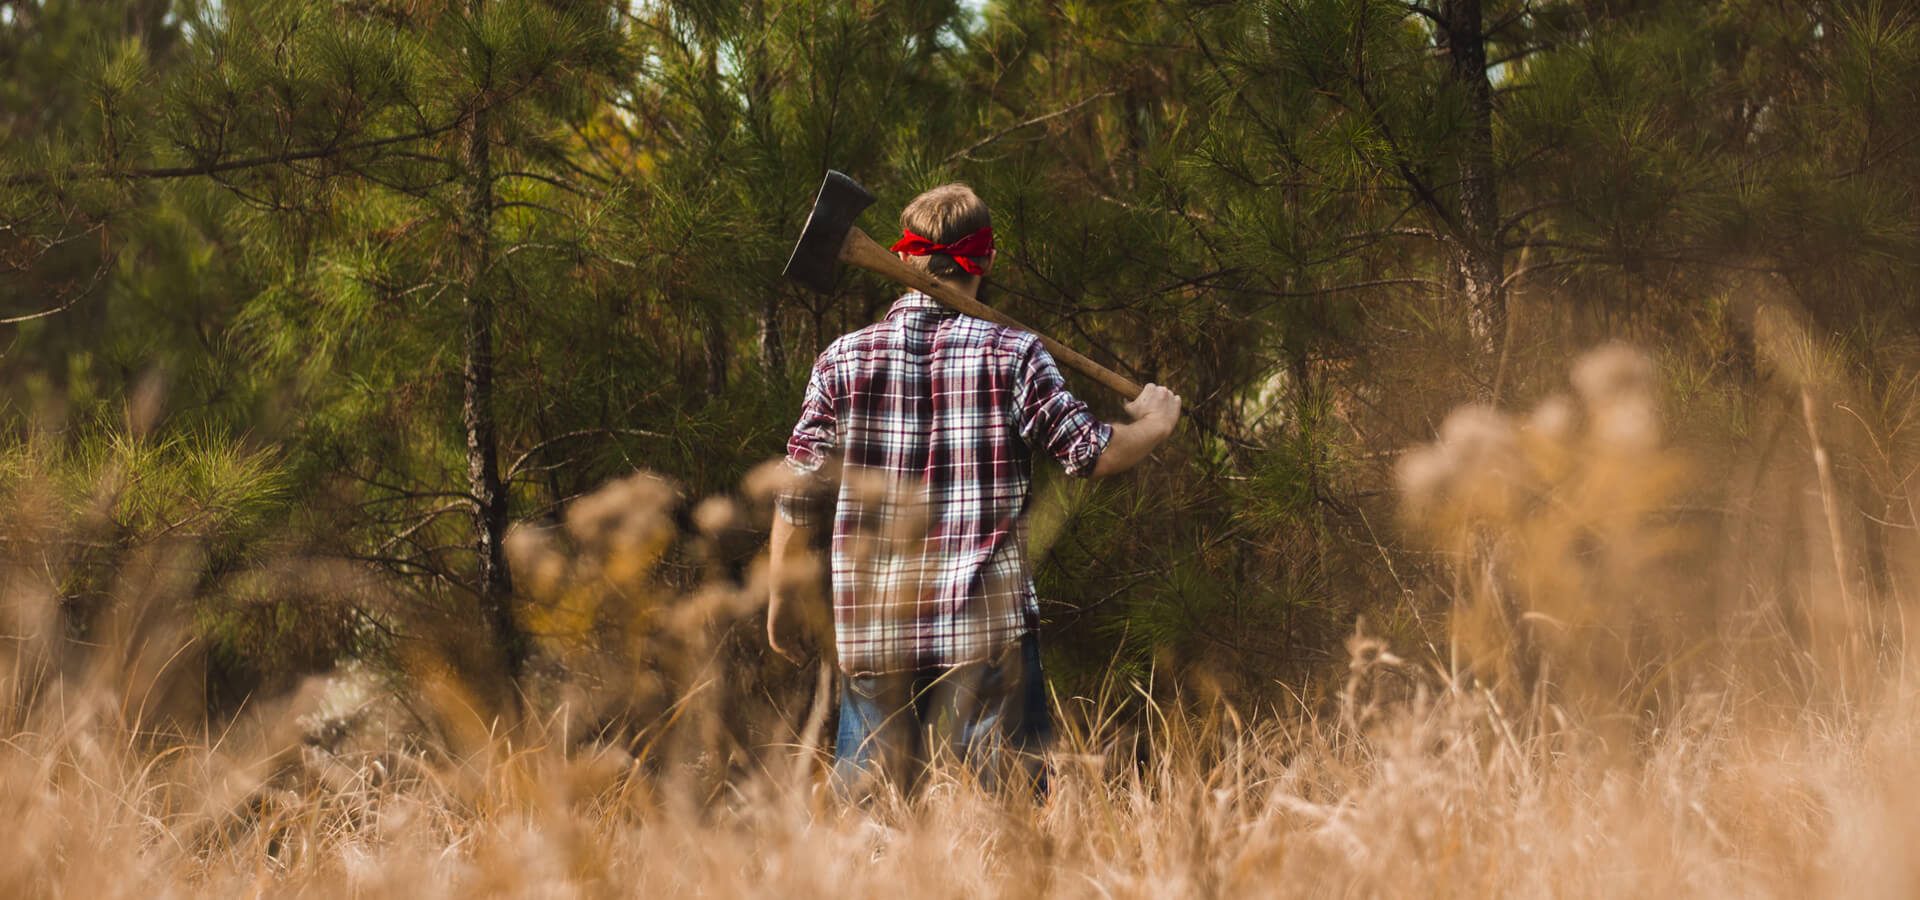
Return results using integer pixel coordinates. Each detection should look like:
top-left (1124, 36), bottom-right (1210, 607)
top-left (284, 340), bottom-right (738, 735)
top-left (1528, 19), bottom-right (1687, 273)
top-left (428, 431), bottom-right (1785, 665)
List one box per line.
top-left (781, 170), bottom-right (1145, 400)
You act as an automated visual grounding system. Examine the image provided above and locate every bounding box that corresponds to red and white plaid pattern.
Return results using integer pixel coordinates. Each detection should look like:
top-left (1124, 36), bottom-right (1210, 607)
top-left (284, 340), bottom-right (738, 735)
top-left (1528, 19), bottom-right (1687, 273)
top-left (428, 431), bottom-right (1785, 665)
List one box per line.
top-left (779, 292), bottom-right (1112, 675)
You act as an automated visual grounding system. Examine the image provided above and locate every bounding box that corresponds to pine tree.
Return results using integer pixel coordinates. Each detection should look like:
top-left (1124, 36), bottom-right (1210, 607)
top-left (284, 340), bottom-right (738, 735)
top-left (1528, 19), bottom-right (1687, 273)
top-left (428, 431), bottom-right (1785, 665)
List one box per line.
top-left (5, 0), bottom-right (1920, 707)
top-left (147, 0), bottom-right (630, 682)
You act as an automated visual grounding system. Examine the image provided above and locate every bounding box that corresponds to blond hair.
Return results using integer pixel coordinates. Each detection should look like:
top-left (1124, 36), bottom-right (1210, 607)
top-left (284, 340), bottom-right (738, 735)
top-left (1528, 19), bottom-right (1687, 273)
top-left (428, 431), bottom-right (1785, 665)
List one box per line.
top-left (899, 183), bottom-right (991, 282)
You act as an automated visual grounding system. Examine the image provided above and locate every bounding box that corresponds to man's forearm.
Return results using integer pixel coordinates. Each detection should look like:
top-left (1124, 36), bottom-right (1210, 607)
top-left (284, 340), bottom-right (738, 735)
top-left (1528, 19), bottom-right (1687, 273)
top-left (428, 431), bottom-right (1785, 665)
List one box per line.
top-left (768, 514), bottom-right (799, 613)
top-left (766, 513), bottom-right (810, 661)
top-left (1091, 419), bottom-right (1171, 477)
top-left (1091, 383), bottom-right (1182, 477)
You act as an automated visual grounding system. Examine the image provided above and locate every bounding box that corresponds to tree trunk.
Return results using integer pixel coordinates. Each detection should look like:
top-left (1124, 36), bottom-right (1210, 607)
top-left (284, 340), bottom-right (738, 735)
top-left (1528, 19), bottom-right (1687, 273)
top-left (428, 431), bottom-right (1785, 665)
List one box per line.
top-left (1436, 0), bottom-right (1506, 361)
top-left (703, 303), bottom-right (729, 397)
top-left (758, 292), bottom-right (785, 374)
top-left (459, 4), bottom-right (525, 681)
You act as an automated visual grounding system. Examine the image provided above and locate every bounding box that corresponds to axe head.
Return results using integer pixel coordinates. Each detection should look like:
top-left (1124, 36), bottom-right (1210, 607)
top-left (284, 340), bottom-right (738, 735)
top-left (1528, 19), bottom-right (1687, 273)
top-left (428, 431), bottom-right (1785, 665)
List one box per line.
top-left (782, 170), bottom-right (876, 293)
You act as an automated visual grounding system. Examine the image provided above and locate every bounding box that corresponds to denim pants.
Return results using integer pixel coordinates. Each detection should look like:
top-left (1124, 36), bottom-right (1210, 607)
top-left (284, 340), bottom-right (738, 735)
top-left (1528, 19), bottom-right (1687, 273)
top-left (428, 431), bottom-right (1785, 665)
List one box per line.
top-left (832, 631), bottom-right (1053, 798)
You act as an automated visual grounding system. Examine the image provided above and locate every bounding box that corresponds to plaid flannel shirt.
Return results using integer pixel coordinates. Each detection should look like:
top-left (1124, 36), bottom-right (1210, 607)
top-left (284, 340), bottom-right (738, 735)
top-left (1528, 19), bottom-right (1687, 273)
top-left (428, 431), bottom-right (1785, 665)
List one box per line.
top-left (779, 292), bottom-right (1113, 676)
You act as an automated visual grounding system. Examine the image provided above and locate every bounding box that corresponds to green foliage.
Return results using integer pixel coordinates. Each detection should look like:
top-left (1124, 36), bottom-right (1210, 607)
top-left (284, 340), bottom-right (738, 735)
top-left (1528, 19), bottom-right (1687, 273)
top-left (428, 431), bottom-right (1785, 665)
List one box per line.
top-left (5, 0), bottom-right (1920, 709)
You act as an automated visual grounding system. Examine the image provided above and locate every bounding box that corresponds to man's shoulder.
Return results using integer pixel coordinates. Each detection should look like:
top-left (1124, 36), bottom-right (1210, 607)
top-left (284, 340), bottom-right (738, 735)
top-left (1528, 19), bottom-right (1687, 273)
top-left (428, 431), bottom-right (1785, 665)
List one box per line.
top-left (816, 321), bottom-right (888, 360)
top-left (822, 315), bottom-right (1037, 358)
top-left (949, 315), bottom-right (1040, 357)
top-left (811, 321), bottom-right (917, 376)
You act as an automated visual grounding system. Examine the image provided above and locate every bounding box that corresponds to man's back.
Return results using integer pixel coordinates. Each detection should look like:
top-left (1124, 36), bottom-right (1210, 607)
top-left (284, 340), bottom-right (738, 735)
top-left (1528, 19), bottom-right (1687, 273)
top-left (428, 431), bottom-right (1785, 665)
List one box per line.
top-left (766, 180), bottom-right (1178, 797)
top-left (782, 292), bottom-right (1110, 675)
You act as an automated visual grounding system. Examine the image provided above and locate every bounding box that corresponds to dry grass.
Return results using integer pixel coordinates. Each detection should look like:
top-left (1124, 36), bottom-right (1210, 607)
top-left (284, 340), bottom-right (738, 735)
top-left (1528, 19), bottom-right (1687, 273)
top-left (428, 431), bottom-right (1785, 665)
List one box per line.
top-left (6, 342), bottom-right (1920, 898)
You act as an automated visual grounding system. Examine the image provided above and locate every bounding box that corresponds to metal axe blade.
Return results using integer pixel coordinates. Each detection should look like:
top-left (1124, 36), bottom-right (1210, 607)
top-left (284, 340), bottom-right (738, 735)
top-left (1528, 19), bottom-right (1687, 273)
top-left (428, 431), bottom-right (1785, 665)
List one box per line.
top-left (782, 170), bottom-right (876, 293)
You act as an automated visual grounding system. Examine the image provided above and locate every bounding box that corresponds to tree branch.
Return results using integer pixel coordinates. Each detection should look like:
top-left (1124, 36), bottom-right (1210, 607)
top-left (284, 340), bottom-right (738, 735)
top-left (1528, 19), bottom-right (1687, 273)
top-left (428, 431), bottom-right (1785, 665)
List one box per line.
top-left (504, 427), bottom-right (666, 481)
top-left (942, 91), bottom-right (1116, 166)
top-left (3, 122), bottom-right (461, 187)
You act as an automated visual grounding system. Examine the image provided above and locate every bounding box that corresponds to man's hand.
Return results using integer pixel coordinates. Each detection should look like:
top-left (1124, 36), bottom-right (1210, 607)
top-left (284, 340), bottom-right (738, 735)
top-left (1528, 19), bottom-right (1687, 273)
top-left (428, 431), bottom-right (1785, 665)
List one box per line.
top-left (1124, 383), bottom-right (1182, 439)
top-left (767, 592), bottom-right (807, 665)
top-left (1092, 382), bottom-right (1183, 478)
top-left (767, 513), bottom-right (815, 665)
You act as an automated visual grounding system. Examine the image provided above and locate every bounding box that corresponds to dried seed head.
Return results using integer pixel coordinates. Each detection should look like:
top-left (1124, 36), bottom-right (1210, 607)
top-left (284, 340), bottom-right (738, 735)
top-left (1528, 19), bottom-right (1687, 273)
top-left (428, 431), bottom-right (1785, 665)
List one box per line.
top-left (691, 496), bottom-right (740, 537)
top-left (1571, 343), bottom-right (1654, 405)
top-left (1573, 345), bottom-right (1661, 451)
top-left (1527, 394), bottom-right (1576, 443)
top-left (504, 524), bottom-right (569, 600)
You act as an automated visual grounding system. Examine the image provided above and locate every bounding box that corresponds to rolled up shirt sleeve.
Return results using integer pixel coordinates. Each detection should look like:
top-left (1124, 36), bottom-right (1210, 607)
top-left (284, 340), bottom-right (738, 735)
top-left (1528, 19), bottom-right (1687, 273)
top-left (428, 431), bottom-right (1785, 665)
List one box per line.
top-left (1012, 339), bottom-right (1112, 477)
top-left (776, 350), bottom-right (839, 525)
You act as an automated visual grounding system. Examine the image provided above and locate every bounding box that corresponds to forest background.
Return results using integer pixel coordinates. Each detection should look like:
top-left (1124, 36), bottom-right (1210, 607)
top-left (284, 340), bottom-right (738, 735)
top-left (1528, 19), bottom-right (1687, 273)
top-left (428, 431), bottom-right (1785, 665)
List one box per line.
top-left (3, 0), bottom-right (1918, 723)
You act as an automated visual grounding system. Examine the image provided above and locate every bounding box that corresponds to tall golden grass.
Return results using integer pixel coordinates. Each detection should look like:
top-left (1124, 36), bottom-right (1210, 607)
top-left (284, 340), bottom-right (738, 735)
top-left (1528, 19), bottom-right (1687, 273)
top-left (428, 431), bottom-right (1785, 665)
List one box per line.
top-left (5, 339), bottom-right (1920, 897)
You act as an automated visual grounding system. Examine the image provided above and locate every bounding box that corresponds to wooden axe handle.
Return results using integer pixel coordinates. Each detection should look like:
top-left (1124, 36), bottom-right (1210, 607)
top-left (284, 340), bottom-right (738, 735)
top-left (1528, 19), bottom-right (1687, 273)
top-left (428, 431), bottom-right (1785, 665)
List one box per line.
top-left (840, 226), bottom-right (1145, 400)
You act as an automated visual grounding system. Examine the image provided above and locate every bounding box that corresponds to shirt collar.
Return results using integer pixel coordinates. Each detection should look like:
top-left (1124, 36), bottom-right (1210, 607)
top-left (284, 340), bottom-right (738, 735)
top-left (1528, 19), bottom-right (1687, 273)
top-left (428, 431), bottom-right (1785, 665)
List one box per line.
top-left (886, 291), bottom-right (954, 319)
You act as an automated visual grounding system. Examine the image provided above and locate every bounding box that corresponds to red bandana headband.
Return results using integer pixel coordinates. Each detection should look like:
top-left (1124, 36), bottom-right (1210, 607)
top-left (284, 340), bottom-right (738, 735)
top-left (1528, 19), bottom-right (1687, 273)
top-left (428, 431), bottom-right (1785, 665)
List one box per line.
top-left (890, 226), bottom-right (995, 276)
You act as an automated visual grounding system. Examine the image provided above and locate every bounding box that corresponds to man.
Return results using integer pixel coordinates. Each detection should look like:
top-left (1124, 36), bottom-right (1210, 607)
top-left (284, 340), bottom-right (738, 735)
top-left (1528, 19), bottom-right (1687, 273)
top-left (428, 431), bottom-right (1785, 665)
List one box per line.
top-left (767, 183), bottom-right (1181, 797)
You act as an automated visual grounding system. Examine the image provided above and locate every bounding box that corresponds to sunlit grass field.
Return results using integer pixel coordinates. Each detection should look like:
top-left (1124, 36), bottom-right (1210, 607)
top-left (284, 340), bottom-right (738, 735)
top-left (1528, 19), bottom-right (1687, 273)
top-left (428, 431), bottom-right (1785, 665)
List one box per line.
top-left (5, 344), bottom-right (1918, 898)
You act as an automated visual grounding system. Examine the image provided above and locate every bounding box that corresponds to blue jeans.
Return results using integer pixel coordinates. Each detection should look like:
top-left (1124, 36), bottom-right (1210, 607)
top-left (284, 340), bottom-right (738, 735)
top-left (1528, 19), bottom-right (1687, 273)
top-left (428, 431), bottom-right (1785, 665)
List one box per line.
top-left (833, 631), bottom-right (1053, 799)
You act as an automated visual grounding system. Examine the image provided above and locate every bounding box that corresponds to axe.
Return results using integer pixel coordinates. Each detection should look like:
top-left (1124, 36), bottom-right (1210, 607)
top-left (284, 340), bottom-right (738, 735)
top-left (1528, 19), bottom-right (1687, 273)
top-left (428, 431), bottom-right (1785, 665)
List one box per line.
top-left (782, 170), bottom-right (1144, 400)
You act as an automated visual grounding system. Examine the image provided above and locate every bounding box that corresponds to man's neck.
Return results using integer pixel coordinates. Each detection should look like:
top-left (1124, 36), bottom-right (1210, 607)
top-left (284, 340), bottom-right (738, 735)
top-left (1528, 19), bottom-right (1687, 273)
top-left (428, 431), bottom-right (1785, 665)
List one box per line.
top-left (937, 276), bottom-right (982, 300)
